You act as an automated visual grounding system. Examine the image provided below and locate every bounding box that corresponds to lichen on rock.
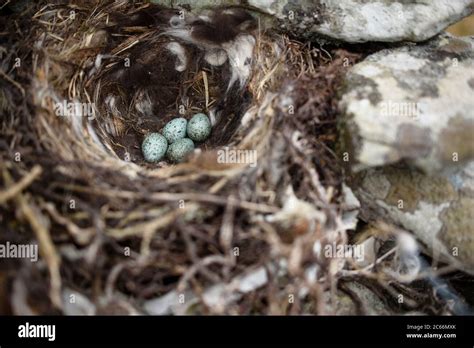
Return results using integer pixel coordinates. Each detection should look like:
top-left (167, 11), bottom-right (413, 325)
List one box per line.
top-left (154, 0), bottom-right (474, 43)
top-left (339, 34), bottom-right (474, 174)
top-left (250, 0), bottom-right (474, 43)
top-left (353, 162), bottom-right (474, 274)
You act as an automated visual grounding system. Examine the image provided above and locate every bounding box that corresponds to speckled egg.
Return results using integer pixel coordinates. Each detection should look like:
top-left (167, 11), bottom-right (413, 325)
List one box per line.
top-left (162, 117), bottom-right (187, 143)
top-left (187, 113), bottom-right (211, 142)
top-left (142, 133), bottom-right (168, 163)
top-left (166, 138), bottom-right (195, 163)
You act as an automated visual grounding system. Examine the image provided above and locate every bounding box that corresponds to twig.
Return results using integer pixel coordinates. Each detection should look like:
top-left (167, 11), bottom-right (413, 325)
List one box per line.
top-left (59, 184), bottom-right (279, 213)
top-left (0, 69), bottom-right (26, 97)
top-left (0, 165), bottom-right (42, 204)
top-left (202, 70), bottom-right (209, 109)
top-left (3, 169), bottom-right (62, 309)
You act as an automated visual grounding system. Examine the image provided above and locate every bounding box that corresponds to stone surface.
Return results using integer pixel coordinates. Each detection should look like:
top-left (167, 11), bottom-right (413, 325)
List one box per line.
top-left (353, 161), bottom-right (474, 275)
top-left (339, 34), bottom-right (474, 174)
top-left (250, 0), bottom-right (474, 43)
top-left (155, 0), bottom-right (474, 43)
top-left (152, 0), bottom-right (239, 6)
top-left (324, 282), bottom-right (390, 315)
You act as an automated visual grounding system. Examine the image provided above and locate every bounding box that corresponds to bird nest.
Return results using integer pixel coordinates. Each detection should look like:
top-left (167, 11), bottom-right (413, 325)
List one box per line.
top-left (2, 1), bottom-right (456, 315)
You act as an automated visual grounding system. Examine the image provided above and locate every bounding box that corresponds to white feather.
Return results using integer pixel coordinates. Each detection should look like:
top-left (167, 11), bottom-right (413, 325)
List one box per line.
top-left (162, 27), bottom-right (255, 91)
top-left (204, 49), bottom-right (228, 66)
top-left (165, 42), bottom-right (187, 72)
top-left (222, 34), bottom-right (255, 90)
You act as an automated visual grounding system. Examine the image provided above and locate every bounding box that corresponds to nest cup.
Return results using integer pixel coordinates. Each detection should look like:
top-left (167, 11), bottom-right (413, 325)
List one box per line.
top-left (53, 7), bottom-right (264, 170)
top-left (1, 1), bottom-right (361, 314)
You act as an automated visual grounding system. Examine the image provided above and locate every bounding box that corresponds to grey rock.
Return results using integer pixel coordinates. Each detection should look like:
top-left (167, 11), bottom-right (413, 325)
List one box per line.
top-left (353, 161), bottom-right (474, 275)
top-left (154, 0), bottom-right (474, 43)
top-left (151, 0), bottom-right (239, 6)
top-left (339, 34), bottom-right (474, 174)
top-left (249, 0), bottom-right (474, 43)
top-left (324, 282), bottom-right (390, 315)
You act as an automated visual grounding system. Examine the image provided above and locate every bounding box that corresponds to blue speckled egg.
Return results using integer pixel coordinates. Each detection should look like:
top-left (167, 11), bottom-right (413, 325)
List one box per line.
top-left (162, 117), bottom-right (187, 143)
top-left (142, 133), bottom-right (168, 163)
top-left (166, 138), bottom-right (194, 163)
top-left (187, 113), bottom-right (211, 142)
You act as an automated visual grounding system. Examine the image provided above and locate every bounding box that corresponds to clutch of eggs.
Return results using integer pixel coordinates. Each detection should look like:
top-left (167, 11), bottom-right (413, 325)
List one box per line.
top-left (141, 113), bottom-right (212, 163)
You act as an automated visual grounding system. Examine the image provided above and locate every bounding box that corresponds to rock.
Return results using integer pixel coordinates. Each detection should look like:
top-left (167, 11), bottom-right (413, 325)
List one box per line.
top-left (324, 282), bottom-right (390, 315)
top-left (341, 183), bottom-right (360, 230)
top-left (155, 0), bottom-right (474, 43)
top-left (339, 34), bottom-right (474, 174)
top-left (352, 161), bottom-right (474, 275)
top-left (344, 282), bottom-right (390, 315)
top-left (249, 0), bottom-right (474, 43)
top-left (152, 0), bottom-right (239, 7)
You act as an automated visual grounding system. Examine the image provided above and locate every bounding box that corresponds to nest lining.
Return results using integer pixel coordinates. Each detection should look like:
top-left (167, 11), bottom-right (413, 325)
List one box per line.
top-left (1, 1), bottom-right (465, 315)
